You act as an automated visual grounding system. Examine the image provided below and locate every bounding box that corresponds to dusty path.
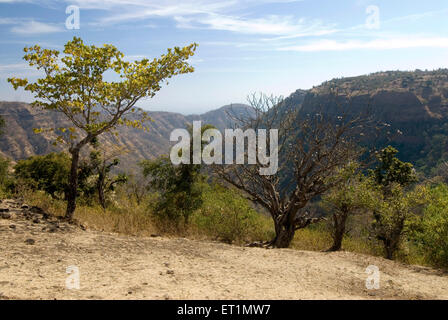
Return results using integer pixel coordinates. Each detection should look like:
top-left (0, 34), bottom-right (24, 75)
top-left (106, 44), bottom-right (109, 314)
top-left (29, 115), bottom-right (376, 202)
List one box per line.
top-left (1, 199), bottom-right (447, 300)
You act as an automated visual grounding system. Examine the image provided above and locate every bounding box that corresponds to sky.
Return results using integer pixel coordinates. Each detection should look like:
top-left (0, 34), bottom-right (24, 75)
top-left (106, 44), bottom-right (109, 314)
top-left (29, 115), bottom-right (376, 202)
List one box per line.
top-left (0, 0), bottom-right (448, 114)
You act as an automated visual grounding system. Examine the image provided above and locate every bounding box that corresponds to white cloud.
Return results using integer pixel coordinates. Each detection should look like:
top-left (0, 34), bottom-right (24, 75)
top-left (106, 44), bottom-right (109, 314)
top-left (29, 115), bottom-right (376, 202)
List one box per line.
top-left (0, 63), bottom-right (43, 78)
top-left (278, 37), bottom-right (448, 52)
top-left (0, 17), bottom-right (26, 24)
top-left (0, 16), bottom-right (64, 35)
top-left (175, 14), bottom-right (335, 37)
top-left (67, 0), bottom-right (333, 38)
top-left (10, 20), bottom-right (63, 34)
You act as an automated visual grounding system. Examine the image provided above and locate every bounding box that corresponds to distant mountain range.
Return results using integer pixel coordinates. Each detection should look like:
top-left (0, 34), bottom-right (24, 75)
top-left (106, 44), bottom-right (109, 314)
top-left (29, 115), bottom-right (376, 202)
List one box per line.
top-left (2, 69), bottom-right (448, 175)
top-left (0, 101), bottom-right (252, 170)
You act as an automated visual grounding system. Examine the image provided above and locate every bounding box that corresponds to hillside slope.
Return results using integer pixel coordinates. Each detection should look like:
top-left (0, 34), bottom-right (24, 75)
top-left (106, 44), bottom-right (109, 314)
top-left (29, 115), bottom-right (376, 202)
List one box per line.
top-left (2, 69), bottom-right (448, 173)
top-left (0, 102), bottom-right (252, 168)
top-left (297, 69), bottom-right (448, 173)
top-left (1, 198), bottom-right (447, 300)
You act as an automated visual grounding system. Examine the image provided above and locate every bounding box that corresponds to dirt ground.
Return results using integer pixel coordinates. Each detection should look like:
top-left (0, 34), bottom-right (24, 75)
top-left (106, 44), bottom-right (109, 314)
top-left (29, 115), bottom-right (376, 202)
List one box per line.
top-left (1, 199), bottom-right (447, 300)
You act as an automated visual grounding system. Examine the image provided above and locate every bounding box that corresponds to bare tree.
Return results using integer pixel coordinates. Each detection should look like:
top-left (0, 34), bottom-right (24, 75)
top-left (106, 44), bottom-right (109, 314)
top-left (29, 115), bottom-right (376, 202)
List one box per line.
top-left (214, 92), bottom-right (366, 248)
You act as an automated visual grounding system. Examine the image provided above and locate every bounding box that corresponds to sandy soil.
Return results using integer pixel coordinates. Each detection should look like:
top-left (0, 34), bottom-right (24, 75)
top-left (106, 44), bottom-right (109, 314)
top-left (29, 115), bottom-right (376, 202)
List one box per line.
top-left (1, 199), bottom-right (447, 300)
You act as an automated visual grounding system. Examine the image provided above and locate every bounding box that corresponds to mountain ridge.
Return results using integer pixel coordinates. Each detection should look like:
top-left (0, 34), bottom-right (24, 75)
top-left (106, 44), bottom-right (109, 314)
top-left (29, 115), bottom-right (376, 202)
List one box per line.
top-left (2, 69), bottom-right (448, 174)
top-left (0, 101), bottom-right (252, 168)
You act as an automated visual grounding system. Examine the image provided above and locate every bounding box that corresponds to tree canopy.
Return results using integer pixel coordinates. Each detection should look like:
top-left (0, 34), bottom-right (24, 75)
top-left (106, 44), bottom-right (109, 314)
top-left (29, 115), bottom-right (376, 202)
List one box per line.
top-left (8, 37), bottom-right (197, 218)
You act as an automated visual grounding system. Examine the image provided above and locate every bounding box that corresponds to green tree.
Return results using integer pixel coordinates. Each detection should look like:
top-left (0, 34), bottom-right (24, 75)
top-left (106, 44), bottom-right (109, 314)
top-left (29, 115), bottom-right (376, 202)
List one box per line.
top-left (0, 156), bottom-right (11, 194)
top-left (0, 118), bottom-right (10, 196)
top-left (371, 146), bottom-right (417, 192)
top-left (141, 155), bottom-right (204, 225)
top-left (192, 183), bottom-right (269, 244)
top-left (8, 37), bottom-right (197, 219)
top-left (141, 123), bottom-right (214, 225)
top-left (321, 163), bottom-right (376, 251)
top-left (14, 152), bottom-right (71, 198)
top-left (369, 146), bottom-right (422, 259)
top-left (412, 184), bottom-right (448, 268)
top-left (371, 183), bottom-right (428, 259)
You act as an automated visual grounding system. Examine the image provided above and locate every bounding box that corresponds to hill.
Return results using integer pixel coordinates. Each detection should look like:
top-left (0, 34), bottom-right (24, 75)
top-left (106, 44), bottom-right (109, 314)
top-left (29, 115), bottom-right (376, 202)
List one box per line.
top-left (0, 102), bottom-right (252, 169)
top-left (2, 69), bottom-right (448, 174)
top-left (297, 69), bottom-right (448, 174)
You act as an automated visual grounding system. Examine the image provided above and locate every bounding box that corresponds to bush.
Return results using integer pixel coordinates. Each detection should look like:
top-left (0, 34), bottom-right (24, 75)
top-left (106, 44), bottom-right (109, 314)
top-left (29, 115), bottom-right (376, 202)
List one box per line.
top-left (0, 156), bottom-right (12, 197)
top-left (412, 184), bottom-right (448, 268)
top-left (13, 152), bottom-right (71, 198)
top-left (191, 183), bottom-right (272, 244)
top-left (141, 156), bottom-right (204, 226)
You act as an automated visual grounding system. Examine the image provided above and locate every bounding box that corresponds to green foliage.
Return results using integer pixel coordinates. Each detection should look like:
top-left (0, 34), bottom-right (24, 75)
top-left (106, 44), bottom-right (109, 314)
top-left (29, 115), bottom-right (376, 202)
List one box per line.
top-left (141, 156), bottom-right (204, 225)
top-left (371, 183), bottom-right (428, 259)
top-left (321, 162), bottom-right (378, 250)
top-left (191, 183), bottom-right (272, 244)
top-left (0, 156), bottom-right (11, 196)
top-left (7, 37), bottom-right (197, 144)
top-left (322, 163), bottom-right (377, 214)
top-left (0, 156), bottom-right (10, 185)
top-left (371, 146), bottom-right (417, 191)
top-left (8, 36), bottom-right (197, 218)
top-left (367, 147), bottom-right (427, 259)
top-left (14, 153), bottom-right (71, 198)
top-left (412, 184), bottom-right (448, 268)
top-left (141, 123), bottom-right (216, 225)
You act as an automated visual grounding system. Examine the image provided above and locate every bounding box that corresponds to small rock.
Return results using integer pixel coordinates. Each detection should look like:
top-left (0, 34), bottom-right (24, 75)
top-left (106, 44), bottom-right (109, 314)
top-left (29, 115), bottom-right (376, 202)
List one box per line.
top-left (9, 225), bottom-right (16, 229)
top-left (21, 204), bottom-right (29, 209)
top-left (48, 227), bottom-right (57, 233)
top-left (150, 234), bottom-right (160, 238)
top-left (30, 206), bottom-right (46, 215)
top-left (163, 294), bottom-right (170, 300)
top-left (1, 212), bottom-right (11, 219)
top-left (166, 270), bottom-right (174, 275)
top-left (142, 282), bottom-right (148, 286)
top-left (24, 239), bottom-right (35, 245)
top-left (32, 218), bottom-right (40, 224)
top-left (0, 208), bottom-right (9, 213)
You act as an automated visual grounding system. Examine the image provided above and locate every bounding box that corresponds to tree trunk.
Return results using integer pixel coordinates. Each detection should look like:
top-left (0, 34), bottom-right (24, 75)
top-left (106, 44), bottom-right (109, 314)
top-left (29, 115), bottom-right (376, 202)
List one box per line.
top-left (271, 222), bottom-right (296, 248)
top-left (66, 148), bottom-right (80, 220)
top-left (328, 212), bottom-right (348, 252)
top-left (384, 238), bottom-right (399, 260)
top-left (97, 174), bottom-right (106, 209)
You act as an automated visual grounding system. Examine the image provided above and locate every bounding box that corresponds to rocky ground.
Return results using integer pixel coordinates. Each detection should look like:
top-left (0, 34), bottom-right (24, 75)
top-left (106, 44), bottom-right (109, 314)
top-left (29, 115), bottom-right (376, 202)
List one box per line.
top-left (1, 199), bottom-right (448, 300)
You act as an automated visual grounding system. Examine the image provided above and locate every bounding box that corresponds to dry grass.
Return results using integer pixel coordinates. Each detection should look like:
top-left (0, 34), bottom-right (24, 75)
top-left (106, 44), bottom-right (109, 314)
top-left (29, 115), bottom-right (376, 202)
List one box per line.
top-left (20, 190), bottom-right (432, 268)
top-left (23, 191), bottom-right (157, 236)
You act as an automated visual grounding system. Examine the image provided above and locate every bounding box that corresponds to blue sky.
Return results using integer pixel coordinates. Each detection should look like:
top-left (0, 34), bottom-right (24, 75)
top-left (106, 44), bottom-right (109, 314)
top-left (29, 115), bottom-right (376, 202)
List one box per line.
top-left (1, 0), bottom-right (448, 114)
